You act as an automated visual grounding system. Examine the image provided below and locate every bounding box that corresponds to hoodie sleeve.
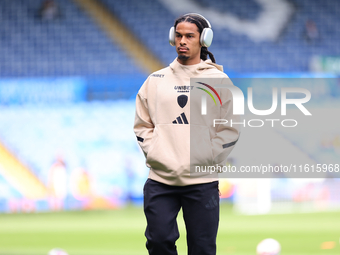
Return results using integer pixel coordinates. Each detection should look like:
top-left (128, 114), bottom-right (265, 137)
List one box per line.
top-left (134, 80), bottom-right (155, 157)
top-left (211, 84), bottom-right (241, 165)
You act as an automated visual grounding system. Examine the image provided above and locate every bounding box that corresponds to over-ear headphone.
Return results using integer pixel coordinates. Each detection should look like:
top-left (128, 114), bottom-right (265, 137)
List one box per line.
top-left (169, 13), bottom-right (213, 48)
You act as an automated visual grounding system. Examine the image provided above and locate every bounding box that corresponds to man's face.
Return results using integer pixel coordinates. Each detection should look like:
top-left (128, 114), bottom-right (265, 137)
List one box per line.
top-left (175, 22), bottom-right (201, 65)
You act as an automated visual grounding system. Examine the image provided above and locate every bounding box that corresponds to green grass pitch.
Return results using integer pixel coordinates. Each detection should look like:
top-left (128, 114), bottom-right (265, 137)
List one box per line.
top-left (0, 203), bottom-right (339, 255)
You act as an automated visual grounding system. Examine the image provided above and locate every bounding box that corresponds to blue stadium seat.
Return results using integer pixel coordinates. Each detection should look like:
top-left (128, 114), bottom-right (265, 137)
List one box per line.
top-left (0, 0), bottom-right (145, 77)
top-left (101, 0), bottom-right (340, 74)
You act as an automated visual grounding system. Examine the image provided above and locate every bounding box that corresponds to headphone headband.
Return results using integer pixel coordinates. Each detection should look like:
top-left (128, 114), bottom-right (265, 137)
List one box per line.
top-left (182, 13), bottom-right (212, 28)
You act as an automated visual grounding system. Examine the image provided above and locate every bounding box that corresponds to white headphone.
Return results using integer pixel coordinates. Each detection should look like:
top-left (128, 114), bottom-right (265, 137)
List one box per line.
top-left (169, 13), bottom-right (213, 48)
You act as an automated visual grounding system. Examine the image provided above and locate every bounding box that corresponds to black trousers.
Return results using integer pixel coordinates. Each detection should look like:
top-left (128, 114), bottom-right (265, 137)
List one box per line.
top-left (143, 179), bottom-right (220, 255)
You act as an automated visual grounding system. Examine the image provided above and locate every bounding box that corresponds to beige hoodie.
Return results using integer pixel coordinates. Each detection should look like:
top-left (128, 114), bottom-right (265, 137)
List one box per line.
top-left (134, 58), bottom-right (240, 186)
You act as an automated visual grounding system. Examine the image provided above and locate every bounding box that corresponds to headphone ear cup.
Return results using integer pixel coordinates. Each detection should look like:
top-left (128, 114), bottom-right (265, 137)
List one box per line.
top-left (200, 28), bottom-right (213, 47)
top-left (169, 27), bottom-right (175, 46)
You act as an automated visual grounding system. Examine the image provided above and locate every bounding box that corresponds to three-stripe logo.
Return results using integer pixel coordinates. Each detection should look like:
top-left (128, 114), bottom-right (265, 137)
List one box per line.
top-left (173, 112), bottom-right (189, 124)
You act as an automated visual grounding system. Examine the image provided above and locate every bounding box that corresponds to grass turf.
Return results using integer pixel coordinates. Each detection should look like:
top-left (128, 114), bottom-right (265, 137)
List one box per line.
top-left (0, 203), bottom-right (339, 255)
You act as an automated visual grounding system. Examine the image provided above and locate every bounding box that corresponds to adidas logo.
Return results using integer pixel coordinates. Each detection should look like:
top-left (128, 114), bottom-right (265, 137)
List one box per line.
top-left (172, 112), bottom-right (189, 124)
top-left (205, 195), bottom-right (218, 209)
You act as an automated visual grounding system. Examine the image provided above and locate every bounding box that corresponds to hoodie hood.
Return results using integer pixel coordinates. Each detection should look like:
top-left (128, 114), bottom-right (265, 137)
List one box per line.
top-left (169, 58), bottom-right (224, 74)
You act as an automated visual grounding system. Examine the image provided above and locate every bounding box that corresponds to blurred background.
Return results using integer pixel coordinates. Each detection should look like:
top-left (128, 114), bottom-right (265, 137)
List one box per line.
top-left (0, 0), bottom-right (340, 254)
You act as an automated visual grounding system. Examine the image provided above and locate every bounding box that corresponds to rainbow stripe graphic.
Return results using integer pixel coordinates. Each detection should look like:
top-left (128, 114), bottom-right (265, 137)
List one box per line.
top-left (196, 82), bottom-right (222, 106)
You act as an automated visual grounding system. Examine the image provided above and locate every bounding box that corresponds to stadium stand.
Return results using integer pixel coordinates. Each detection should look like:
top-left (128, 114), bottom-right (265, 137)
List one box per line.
top-left (0, 174), bottom-right (22, 200)
top-left (0, 0), bottom-right (339, 213)
top-left (0, 100), bottom-right (148, 211)
top-left (277, 107), bottom-right (340, 177)
top-left (101, 0), bottom-right (340, 73)
top-left (0, 101), bottom-right (141, 182)
top-left (1, 0), bottom-right (339, 76)
top-left (0, 0), bottom-right (145, 77)
top-left (99, 0), bottom-right (177, 67)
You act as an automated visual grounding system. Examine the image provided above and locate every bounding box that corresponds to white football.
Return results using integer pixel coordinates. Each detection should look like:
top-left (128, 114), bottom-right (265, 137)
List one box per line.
top-left (256, 238), bottom-right (281, 255)
top-left (48, 248), bottom-right (69, 255)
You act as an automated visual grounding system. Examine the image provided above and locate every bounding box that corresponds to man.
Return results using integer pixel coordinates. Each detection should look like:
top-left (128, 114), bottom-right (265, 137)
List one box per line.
top-left (134, 13), bottom-right (240, 255)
